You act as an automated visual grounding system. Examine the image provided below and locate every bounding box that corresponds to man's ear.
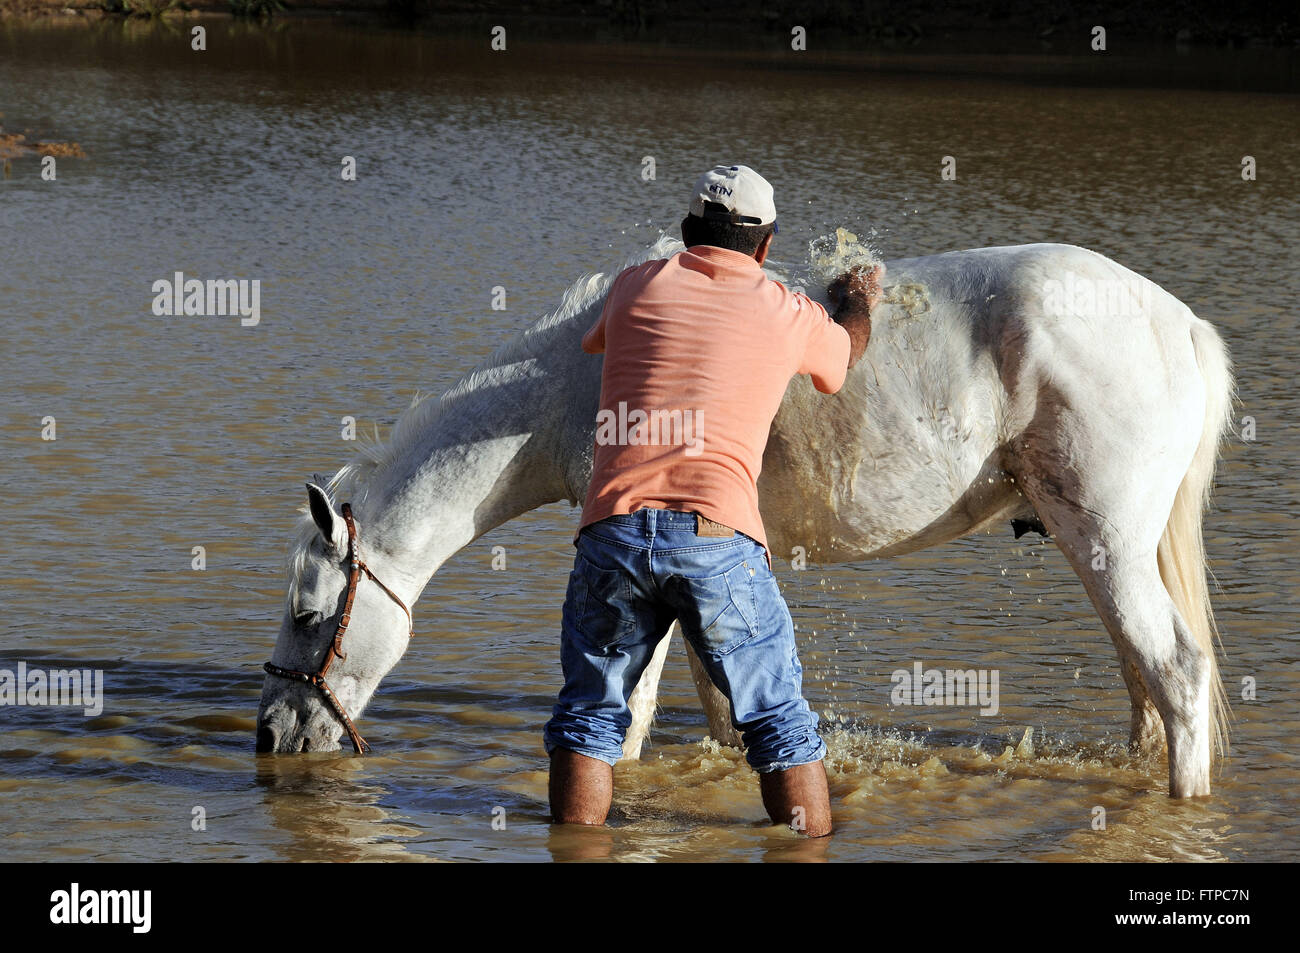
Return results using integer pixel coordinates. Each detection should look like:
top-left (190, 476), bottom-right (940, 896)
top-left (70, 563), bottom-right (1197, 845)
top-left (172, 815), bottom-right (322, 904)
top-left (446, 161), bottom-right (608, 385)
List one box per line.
top-left (306, 482), bottom-right (346, 552)
top-left (753, 230), bottom-right (774, 265)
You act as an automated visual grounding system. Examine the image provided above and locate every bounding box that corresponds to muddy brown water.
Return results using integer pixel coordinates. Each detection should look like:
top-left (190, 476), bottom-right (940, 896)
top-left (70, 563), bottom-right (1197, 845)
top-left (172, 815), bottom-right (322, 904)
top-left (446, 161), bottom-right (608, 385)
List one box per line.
top-left (1, 21), bottom-right (1297, 861)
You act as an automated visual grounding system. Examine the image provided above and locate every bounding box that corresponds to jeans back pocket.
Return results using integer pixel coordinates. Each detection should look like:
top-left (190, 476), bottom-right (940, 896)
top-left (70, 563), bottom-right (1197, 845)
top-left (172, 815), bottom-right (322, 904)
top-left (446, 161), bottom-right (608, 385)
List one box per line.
top-left (568, 552), bottom-right (636, 648)
top-left (666, 558), bottom-right (760, 657)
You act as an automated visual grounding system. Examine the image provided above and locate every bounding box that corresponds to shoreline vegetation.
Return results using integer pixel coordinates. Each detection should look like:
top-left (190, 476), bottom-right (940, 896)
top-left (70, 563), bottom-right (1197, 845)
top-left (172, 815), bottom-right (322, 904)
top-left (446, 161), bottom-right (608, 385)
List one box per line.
top-left (1, 123), bottom-right (87, 165)
top-left (2, 0), bottom-right (1295, 49)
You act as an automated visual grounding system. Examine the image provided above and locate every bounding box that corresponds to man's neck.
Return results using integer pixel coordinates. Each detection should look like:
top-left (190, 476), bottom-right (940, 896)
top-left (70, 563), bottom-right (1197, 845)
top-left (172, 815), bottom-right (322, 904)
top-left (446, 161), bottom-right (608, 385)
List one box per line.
top-left (683, 244), bottom-right (761, 267)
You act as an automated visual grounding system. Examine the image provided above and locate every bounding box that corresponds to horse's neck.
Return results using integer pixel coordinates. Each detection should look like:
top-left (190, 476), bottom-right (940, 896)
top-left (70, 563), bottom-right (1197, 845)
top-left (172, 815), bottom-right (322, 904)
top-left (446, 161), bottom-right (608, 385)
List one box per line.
top-left (363, 325), bottom-right (594, 601)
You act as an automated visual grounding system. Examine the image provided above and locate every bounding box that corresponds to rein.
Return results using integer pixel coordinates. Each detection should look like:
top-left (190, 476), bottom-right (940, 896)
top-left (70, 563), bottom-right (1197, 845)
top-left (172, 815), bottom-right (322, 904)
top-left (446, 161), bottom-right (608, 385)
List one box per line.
top-left (263, 502), bottom-right (412, 754)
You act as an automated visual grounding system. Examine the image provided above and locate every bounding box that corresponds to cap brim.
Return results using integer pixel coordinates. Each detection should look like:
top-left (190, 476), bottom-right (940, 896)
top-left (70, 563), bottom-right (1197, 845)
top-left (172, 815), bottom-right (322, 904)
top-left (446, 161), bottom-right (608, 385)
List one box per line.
top-left (698, 206), bottom-right (769, 227)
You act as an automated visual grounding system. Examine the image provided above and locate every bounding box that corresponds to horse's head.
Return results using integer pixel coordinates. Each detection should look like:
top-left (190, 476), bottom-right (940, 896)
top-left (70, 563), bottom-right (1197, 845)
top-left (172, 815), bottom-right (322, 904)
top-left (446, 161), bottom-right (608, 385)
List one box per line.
top-left (256, 483), bottom-right (413, 753)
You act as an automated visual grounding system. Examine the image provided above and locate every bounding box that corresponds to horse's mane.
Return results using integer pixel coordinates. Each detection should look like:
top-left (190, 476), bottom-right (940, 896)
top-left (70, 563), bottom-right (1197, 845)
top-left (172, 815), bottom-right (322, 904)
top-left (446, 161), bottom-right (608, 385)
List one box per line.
top-left (284, 233), bottom-right (683, 583)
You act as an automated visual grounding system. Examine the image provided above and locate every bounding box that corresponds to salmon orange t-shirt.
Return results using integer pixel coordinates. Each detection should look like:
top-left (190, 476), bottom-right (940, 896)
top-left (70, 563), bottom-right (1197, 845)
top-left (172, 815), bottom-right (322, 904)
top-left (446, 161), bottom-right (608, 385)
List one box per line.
top-left (577, 244), bottom-right (851, 558)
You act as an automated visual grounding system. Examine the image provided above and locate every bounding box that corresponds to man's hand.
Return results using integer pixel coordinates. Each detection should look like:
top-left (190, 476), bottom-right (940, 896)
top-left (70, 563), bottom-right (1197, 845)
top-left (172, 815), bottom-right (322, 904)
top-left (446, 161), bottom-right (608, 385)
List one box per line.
top-left (828, 263), bottom-right (885, 312)
top-left (829, 263), bottom-right (885, 370)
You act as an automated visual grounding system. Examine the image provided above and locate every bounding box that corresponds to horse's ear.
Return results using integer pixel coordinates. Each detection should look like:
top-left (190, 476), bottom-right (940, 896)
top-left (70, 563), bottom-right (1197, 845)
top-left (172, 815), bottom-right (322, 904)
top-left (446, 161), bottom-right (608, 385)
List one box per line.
top-left (305, 483), bottom-right (345, 552)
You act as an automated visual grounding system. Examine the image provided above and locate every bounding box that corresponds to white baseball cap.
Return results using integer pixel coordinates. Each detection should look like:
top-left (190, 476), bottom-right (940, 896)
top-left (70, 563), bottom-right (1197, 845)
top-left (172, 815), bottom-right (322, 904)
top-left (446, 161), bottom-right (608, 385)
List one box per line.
top-left (688, 164), bottom-right (777, 228)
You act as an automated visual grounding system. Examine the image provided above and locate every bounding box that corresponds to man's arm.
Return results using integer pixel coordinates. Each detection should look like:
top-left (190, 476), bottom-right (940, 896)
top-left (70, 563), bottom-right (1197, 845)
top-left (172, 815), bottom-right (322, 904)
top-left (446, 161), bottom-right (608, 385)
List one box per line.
top-left (581, 314), bottom-right (607, 354)
top-left (827, 264), bottom-right (885, 369)
top-left (583, 268), bottom-right (632, 354)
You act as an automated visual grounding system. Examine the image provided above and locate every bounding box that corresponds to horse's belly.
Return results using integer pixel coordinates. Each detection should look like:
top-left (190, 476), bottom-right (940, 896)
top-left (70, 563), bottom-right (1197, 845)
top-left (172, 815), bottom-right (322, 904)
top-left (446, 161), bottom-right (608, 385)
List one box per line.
top-left (759, 391), bottom-right (1025, 563)
top-left (760, 454), bottom-right (1026, 562)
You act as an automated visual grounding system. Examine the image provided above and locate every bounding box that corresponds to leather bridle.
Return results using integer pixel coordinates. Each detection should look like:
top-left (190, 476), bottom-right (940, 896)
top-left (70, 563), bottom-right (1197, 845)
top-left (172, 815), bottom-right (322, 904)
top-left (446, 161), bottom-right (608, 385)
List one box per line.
top-left (263, 502), bottom-right (412, 754)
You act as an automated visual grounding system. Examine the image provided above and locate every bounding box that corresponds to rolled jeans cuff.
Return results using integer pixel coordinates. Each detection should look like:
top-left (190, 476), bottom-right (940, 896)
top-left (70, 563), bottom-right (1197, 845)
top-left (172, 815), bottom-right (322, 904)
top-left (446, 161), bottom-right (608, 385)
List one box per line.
top-left (746, 733), bottom-right (827, 774)
top-left (543, 718), bottom-right (625, 767)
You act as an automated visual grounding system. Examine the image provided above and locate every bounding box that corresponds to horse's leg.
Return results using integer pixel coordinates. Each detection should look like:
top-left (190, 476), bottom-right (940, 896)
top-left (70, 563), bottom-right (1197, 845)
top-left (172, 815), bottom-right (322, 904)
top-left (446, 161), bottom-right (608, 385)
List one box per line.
top-left (1012, 422), bottom-right (1213, 797)
top-left (620, 623), bottom-right (674, 761)
top-left (1065, 535), bottom-right (1210, 797)
top-left (684, 638), bottom-right (744, 748)
top-left (621, 622), bottom-right (746, 759)
top-left (1044, 516), bottom-right (1207, 789)
top-left (1118, 653), bottom-right (1166, 754)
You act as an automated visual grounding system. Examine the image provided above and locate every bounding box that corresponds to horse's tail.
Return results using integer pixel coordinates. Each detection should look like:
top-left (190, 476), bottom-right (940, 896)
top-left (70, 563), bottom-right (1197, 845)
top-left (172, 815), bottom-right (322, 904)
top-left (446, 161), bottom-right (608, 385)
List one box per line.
top-left (1157, 315), bottom-right (1234, 761)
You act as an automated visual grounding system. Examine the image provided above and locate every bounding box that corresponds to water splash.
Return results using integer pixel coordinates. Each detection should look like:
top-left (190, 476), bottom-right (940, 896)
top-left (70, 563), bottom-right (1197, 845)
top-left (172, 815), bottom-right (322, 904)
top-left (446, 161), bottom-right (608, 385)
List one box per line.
top-left (807, 226), bottom-right (883, 282)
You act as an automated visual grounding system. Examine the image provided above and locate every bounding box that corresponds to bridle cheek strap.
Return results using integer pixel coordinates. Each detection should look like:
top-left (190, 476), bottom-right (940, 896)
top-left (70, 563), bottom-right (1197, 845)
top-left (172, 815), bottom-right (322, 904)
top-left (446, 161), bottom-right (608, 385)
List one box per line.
top-left (263, 502), bottom-right (413, 755)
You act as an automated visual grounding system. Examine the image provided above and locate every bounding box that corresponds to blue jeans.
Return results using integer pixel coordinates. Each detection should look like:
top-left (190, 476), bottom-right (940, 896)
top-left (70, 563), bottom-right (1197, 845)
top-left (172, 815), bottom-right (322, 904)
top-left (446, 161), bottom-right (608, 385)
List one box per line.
top-left (543, 508), bottom-right (826, 773)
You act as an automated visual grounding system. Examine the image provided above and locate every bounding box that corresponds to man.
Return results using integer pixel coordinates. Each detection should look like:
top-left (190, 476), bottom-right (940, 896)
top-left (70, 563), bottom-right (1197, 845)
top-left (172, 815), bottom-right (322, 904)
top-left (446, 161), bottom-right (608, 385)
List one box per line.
top-left (544, 164), bottom-right (881, 836)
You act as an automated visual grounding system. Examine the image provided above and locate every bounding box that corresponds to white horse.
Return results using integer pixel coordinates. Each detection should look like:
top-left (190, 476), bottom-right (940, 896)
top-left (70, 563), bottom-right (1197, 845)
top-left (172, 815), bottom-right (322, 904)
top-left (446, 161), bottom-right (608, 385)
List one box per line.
top-left (256, 235), bottom-right (1233, 798)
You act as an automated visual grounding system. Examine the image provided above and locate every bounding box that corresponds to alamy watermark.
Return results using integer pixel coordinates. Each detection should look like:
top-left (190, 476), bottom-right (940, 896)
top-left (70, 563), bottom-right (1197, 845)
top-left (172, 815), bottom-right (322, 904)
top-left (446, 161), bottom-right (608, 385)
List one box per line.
top-left (0, 661), bottom-right (103, 716)
top-left (595, 401), bottom-right (704, 457)
top-left (1041, 270), bottom-right (1152, 319)
top-left (151, 272), bottom-right (260, 326)
top-left (890, 660), bottom-right (999, 715)
top-left (50, 883), bottom-right (150, 933)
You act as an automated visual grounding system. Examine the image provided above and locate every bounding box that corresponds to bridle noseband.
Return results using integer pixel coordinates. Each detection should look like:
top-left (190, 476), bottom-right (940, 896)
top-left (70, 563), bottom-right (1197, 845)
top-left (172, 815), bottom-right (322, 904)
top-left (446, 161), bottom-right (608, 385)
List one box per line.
top-left (263, 502), bottom-right (413, 754)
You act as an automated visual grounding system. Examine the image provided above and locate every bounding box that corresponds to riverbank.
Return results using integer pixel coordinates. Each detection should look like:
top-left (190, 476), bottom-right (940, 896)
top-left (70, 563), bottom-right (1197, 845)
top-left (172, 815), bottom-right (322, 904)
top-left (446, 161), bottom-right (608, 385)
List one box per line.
top-left (2, 0), bottom-right (1295, 50)
top-left (0, 125), bottom-right (86, 160)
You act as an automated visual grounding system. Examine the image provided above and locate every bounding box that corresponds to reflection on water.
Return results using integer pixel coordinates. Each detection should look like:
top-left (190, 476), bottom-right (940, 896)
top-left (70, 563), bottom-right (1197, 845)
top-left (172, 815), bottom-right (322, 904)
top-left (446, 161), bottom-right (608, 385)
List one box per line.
top-left (1, 19), bottom-right (1297, 861)
top-left (253, 758), bottom-right (431, 863)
